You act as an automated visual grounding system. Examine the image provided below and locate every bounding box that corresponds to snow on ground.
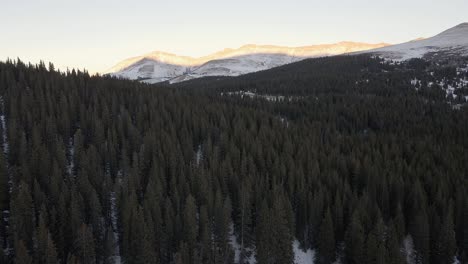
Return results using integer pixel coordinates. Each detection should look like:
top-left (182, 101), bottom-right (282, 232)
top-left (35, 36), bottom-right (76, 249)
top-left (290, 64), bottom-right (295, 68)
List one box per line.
top-left (279, 116), bottom-right (290, 128)
top-left (195, 144), bottom-right (203, 166)
top-left (229, 223), bottom-right (256, 264)
top-left (402, 235), bottom-right (416, 264)
top-left (293, 240), bottom-right (315, 264)
top-left (410, 78), bottom-right (422, 91)
top-left (229, 222), bottom-right (316, 264)
top-left (171, 53), bottom-right (303, 83)
top-left (222, 90), bottom-right (303, 103)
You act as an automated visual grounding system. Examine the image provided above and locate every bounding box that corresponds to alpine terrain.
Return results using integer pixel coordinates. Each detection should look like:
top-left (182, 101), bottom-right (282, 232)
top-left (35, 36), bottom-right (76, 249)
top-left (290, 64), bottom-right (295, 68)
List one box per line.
top-left (105, 42), bottom-right (388, 83)
top-left (360, 23), bottom-right (468, 60)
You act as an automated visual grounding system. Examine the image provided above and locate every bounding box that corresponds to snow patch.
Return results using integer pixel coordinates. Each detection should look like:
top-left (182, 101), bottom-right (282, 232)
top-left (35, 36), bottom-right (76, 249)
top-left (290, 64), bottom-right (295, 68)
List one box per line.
top-left (229, 223), bottom-right (256, 264)
top-left (222, 90), bottom-right (302, 102)
top-left (402, 235), bottom-right (416, 264)
top-left (293, 240), bottom-right (315, 264)
top-left (195, 144), bottom-right (203, 166)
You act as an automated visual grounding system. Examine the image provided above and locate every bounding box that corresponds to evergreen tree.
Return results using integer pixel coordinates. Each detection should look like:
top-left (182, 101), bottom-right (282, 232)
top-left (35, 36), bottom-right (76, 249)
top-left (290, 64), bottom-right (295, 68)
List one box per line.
top-left (317, 208), bottom-right (335, 264)
top-left (183, 195), bottom-right (198, 249)
top-left (0, 147), bottom-right (8, 211)
top-left (11, 182), bottom-right (34, 251)
top-left (434, 209), bottom-right (456, 263)
top-left (15, 239), bottom-right (33, 264)
top-left (36, 212), bottom-right (59, 264)
top-left (272, 198), bottom-right (293, 264)
top-left (256, 200), bottom-right (272, 264)
top-left (410, 210), bottom-right (430, 264)
top-left (0, 54), bottom-right (467, 264)
top-left (365, 217), bottom-right (386, 264)
top-left (345, 212), bottom-right (365, 264)
top-left (386, 222), bottom-right (404, 264)
top-left (73, 223), bottom-right (96, 264)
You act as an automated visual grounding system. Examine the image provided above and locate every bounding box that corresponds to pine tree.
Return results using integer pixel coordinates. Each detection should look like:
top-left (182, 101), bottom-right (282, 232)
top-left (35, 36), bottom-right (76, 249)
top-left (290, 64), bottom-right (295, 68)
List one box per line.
top-left (345, 212), bottom-right (365, 264)
top-left (365, 217), bottom-right (386, 264)
top-left (0, 146), bottom-right (8, 246)
top-left (410, 210), bottom-right (430, 264)
top-left (0, 147), bottom-right (8, 211)
top-left (0, 246), bottom-right (5, 264)
top-left (183, 195), bottom-right (198, 249)
top-left (36, 212), bottom-right (59, 264)
top-left (386, 222), bottom-right (404, 264)
top-left (256, 200), bottom-right (272, 264)
top-left (317, 208), bottom-right (335, 264)
top-left (44, 232), bottom-right (59, 264)
top-left (272, 197), bottom-right (294, 264)
top-left (198, 205), bottom-right (212, 263)
top-left (434, 209), bottom-right (456, 263)
top-left (213, 192), bottom-right (233, 263)
top-left (103, 228), bottom-right (117, 264)
top-left (15, 239), bottom-right (32, 264)
top-left (11, 182), bottom-right (34, 251)
top-left (74, 223), bottom-right (96, 264)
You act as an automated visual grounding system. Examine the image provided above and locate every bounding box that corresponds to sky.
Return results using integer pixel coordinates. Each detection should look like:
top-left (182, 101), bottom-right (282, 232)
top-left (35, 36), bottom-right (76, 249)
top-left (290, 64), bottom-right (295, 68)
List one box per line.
top-left (1, 0), bottom-right (467, 73)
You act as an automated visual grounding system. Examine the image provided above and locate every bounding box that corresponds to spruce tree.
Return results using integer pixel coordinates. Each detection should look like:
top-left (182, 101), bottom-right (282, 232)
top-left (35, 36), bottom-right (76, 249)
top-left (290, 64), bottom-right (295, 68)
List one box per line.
top-left (345, 212), bottom-right (365, 264)
top-left (36, 212), bottom-right (59, 264)
top-left (183, 195), bottom-right (198, 254)
top-left (256, 200), bottom-right (272, 264)
top-left (0, 147), bottom-right (8, 211)
top-left (272, 198), bottom-right (293, 264)
top-left (74, 223), bottom-right (96, 264)
top-left (317, 208), bottom-right (335, 264)
top-left (11, 182), bottom-right (34, 251)
top-left (410, 210), bottom-right (430, 264)
top-left (15, 239), bottom-right (33, 264)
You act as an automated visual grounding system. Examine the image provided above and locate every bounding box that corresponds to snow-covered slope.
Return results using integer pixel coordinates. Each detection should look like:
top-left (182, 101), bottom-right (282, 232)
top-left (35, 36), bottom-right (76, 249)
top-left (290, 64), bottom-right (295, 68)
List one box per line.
top-left (104, 52), bottom-right (195, 84)
top-left (105, 42), bottom-right (388, 84)
top-left (362, 23), bottom-right (468, 60)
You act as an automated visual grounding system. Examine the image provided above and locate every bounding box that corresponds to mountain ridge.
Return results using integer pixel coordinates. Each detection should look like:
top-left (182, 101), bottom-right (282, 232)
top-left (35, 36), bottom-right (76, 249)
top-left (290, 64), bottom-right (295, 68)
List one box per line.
top-left (105, 42), bottom-right (389, 83)
top-left (360, 22), bottom-right (468, 60)
top-left (107, 23), bottom-right (468, 84)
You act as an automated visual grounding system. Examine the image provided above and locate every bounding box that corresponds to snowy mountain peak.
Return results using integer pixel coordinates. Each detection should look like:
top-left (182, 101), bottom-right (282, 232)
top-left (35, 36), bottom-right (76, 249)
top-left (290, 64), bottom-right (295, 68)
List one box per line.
top-left (434, 23), bottom-right (468, 40)
top-left (106, 42), bottom-right (388, 84)
top-left (362, 23), bottom-right (468, 60)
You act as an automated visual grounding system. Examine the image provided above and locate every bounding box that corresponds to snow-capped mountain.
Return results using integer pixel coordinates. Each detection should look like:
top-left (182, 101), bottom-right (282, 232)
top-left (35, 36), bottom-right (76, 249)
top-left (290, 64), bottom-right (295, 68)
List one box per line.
top-left (362, 23), bottom-right (468, 60)
top-left (105, 42), bottom-right (388, 84)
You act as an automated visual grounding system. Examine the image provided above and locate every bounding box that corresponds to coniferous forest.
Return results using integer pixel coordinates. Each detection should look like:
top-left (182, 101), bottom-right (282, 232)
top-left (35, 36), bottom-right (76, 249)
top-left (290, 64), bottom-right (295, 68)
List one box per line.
top-left (0, 55), bottom-right (467, 264)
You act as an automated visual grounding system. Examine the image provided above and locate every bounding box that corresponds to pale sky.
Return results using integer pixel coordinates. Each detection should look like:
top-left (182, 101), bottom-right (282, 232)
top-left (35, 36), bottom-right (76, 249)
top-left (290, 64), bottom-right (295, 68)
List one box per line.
top-left (1, 0), bottom-right (466, 73)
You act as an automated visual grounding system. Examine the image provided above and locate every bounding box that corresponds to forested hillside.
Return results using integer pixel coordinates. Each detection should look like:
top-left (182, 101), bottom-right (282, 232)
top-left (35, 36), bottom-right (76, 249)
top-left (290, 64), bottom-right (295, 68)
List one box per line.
top-left (0, 56), bottom-right (467, 264)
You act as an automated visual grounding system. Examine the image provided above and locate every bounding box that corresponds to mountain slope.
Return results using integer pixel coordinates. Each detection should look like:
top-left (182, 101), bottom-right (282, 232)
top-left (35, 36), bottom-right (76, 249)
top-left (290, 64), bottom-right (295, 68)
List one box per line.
top-left (105, 42), bottom-right (388, 83)
top-left (361, 23), bottom-right (468, 60)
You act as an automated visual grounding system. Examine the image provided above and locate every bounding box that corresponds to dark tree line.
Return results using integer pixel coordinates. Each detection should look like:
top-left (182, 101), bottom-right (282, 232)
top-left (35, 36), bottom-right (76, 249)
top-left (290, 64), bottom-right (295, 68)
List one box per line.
top-left (0, 55), bottom-right (467, 264)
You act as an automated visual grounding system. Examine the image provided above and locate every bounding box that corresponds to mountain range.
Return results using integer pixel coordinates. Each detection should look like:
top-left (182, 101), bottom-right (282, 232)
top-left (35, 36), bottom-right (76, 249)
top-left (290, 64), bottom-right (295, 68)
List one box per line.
top-left (105, 42), bottom-right (388, 84)
top-left (106, 23), bottom-right (468, 84)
